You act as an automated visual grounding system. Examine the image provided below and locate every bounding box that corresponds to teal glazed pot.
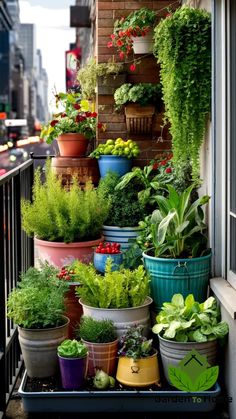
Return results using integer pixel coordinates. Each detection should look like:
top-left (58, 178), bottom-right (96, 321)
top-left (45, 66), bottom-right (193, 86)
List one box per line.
top-left (93, 252), bottom-right (123, 273)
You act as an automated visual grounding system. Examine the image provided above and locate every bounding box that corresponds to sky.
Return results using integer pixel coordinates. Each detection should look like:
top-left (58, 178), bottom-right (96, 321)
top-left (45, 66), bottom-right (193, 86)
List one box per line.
top-left (19, 0), bottom-right (75, 109)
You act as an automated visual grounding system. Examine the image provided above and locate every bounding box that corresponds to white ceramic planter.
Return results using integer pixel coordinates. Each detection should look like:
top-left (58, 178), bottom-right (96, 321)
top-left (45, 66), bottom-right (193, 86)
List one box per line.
top-left (102, 225), bottom-right (143, 250)
top-left (79, 297), bottom-right (153, 338)
top-left (132, 32), bottom-right (154, 54)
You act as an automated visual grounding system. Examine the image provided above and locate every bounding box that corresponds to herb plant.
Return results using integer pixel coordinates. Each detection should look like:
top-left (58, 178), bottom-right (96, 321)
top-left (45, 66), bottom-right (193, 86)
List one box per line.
top-left (7, 263), bottom-right (68, 329)
top-left (98, 171), bottom-right (146, 227)
top-left (152, 293), bottom-right (229, 343)
top-left (114, 83), bottom-right (162, 111)
top-left (57, 339), bottom-right (88, 358)
top-left (21, 162), bottom-right (110, 243)
top-left (77, 316), bottom-right (117, 343)
top-left (154, 6), bottom-right (211, 182)
top-left (74, 259), bottom-right (150, 309)
top-left (118, 325), bottom-right (153, 360)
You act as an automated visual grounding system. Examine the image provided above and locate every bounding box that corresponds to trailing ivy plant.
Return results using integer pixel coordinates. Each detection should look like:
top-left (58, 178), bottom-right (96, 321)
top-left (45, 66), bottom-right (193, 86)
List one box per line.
top-left (153, 6), bottom-right (211, 182)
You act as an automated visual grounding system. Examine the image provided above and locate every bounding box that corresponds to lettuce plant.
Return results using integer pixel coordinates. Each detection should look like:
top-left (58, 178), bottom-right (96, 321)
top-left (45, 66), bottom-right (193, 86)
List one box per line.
top-left (152, 293), bottom-right (229, 343)
top-left (57, 339), bottom-right (88, 358)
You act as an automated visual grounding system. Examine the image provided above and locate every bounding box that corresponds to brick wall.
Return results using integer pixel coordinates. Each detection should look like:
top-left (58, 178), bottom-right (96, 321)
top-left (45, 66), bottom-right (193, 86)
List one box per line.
top-left (96, 0), bottom-right (178, 166)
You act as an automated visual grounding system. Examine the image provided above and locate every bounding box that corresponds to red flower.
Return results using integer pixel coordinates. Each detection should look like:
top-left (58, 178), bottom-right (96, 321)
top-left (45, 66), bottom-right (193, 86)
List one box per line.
top-left (129, 63), bottom-right (136, 72)
top-left (110, 34), bottom-right (115, 40)
top-left (97, 122), bottom-right (103, 129)
top-left (76, 115), bottom-right (86, 122)
top-left (85, 111), bottom-right (92, 117)
top-left (73, 103), bottom-right (81, 110)
top-left (119, 51), bottom-right (125, 60)
top-left (165, 167), bottom-right (172, 173)
top-left (61, 113), bottom-right (67, 118)
top-left (91, 112), bottom-right (97, 118)
top-left (50, 120), bottom-right (58, 127)
top-left (160, 160), bottom-right (167, 166)
top-left (107, 41), bottom-right (113, 48)
top-left (152, 162), bottom-right (159, 170)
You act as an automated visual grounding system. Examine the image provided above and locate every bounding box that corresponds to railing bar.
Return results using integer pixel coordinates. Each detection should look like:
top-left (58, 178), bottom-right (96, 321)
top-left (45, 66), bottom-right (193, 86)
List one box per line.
top-left (0, 184), bottom-right (6, 414)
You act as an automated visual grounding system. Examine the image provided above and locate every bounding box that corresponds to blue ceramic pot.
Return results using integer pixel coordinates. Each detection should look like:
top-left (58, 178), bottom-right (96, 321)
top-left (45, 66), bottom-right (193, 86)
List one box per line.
top-left (93, 252), bottom-right (123, 273)
top-left (98, 155), bottom-right (132, 178)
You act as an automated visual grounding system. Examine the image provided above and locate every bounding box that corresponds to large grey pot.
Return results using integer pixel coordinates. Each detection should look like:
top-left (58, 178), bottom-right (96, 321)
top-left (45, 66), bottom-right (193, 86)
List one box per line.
top-left (18, 316), bottom-right (69, 378)
top-left (158, 334), bottom-right (218, 384)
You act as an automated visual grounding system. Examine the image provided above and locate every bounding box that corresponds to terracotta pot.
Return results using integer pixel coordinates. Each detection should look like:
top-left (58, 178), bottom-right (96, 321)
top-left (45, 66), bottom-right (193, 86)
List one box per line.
top-left (51, 156), bottom-right (100, 188)
top-left (81, 338), bottom-right (119, 377)
top-left (34, 237), bottom-right (103, 268)
top-left (57, 133), bottom-right (88, 157)
top-left (64, 284), bottom-right (83, 339)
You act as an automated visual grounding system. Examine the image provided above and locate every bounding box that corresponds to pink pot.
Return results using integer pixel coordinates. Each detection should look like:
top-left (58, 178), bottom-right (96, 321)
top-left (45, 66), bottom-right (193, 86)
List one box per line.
top-left (35, 237), bottom-right (102, 268)
top-left (57, 133), bottom-right (88, 157)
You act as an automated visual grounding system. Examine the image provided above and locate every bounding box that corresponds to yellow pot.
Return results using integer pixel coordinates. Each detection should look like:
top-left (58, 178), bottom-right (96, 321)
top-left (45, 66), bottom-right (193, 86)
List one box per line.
top-left (116, 351), bottom-right (160, 387)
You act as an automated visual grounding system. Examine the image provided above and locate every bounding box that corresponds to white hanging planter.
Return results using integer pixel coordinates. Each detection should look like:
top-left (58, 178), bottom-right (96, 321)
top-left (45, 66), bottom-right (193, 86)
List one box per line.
top-left (132, 31), bottom-right (154, 54)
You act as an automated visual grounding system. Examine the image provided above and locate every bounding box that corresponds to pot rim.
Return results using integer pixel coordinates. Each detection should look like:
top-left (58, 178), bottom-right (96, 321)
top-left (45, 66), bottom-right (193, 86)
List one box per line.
top-left (34, 236), bottom-right (103, 248)
top-left (102, 225), bottom-right (142, 231)
top-left (81, 338), bottom-right (119, 346)
top-left (118, 349), bottom-right (158, 360)
top-left (18, 315), bottom-right (70, 332)
top-left (142, 248), bottom-right (212, 262)
top-left (79, 296), bottom-right (153, 312)
top-left (57, 354), bottom-right (88, 360)
top-left (57, 133), bottom-right (87, 140)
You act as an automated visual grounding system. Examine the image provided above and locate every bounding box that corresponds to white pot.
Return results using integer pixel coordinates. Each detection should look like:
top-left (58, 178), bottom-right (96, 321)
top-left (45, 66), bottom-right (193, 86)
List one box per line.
top-left (132, 31), bottom-right (154, 54)
top-left (79, 297), bottom-right (153, 338)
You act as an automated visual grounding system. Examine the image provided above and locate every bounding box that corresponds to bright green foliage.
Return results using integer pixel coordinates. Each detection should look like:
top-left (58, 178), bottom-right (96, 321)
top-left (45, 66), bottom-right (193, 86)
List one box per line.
top-left (77, 316), bottom-right (117, 343)
top-left (114, 83), bottom-right (162, 111)
top-left (153, 6), bottom-right (211, 182)
top-left (118, 325), bottom-right (153, 360)
top-left (98, 171), bottom-right (146, 227)
top-left (90, 138), bottom-right (140, 159)
top-left (57, 339), bottom-right (88, 358)
top-left (7, 263), bottom-right (68, 329)
top-left (75, 259), bottom-right (150, 309)
top-left (149, 183), bottom-right (210, 258)
top-left (152, 293), bottom-right (229, 343)
top-left (21, 162), bottom-right (110, 243)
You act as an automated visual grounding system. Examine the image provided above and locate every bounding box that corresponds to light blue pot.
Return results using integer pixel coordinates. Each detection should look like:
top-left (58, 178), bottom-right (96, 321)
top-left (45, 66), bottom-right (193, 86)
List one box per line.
top-left (143, 250), bottom-right (211, 312)
top-left (98, 155), bottom-right (133, 178)
top-left (93, 252), bottom-right (123, 273)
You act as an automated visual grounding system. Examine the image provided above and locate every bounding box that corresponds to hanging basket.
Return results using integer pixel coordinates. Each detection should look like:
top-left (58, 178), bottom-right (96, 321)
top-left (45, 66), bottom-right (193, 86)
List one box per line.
top-left (132, 31), bottom-right (154, 54)
top-left (125, 103), bottom-right (155, 135)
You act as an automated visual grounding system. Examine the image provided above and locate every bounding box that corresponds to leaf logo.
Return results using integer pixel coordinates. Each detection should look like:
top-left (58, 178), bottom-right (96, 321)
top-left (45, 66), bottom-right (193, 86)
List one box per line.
top-left (167, 350), bottom-right (219, 392)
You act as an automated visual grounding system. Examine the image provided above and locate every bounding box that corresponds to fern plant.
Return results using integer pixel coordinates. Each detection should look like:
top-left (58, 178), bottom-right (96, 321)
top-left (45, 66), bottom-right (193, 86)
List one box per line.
top-left (77, 316), bottom-right (117, 343)
top-left (153, 6), bottom-right (211, 182)
top-left (21, 161), bottom-right (110, 243)
top-left (74, 259), bottom-right (150, 309)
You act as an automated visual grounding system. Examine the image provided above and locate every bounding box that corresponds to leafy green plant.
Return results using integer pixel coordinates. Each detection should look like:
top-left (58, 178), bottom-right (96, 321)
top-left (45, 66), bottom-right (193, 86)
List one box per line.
top-left (90, 138), bottom-right (140, 159)
top-left (114, 83), bottom-right (162, 111)
top-left (57, 339), bottom-right (88, 358)
top-left (40, 92), bottom-right (102, 144)
top-left (77, 58), bottom-right (124, 100)
top-left (98, 171), bottom-right (146, 227)
top-left (152, 293), bottom-right (229, 343)
top-left (153, 6), bottom-right (211, 182)
top-left (148, 183), bottom-right (210, 258)
top-left (118, 325), bottom-right (153, 360)
top-left (74, 259), bottom-right (150, 309)
top-left (7, 263), bottom-right (68, 329)
top-left (77, 316), bottom-right (117, 343)
top-left (21, 162), bottom-right (110, 243)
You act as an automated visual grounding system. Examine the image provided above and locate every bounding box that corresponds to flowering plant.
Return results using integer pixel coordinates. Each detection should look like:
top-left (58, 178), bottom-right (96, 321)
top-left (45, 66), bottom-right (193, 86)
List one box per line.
top-left (114, 83), bottom-right (162, 111)
top-left (107, 8), bottom-right (156, 60)
top-left (118, 325), bottom-right (153, 360)
top-left (40, 91), bottom-right (104, 145)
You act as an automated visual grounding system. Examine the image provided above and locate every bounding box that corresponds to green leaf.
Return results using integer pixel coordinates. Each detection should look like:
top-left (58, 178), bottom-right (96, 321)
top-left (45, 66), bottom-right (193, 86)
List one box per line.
top-left (172, 294), bottom-right (184, 307)
top-left (168, 365), bottom-right (194, 391)
top-left (152, 323), bottom-right (166, 335)
top-left (176, 220), bottom-right (190, 234)
top-left (193, 366), bottom-right (219, 391)
top-left (211, 321), bottom-right (229, 339)
top-left (202, 296), bottom-right (216, 311)
top-left (157, 209), bottom-right (176, 244)
top-left (163, 321), bottom-right (181, 339)
top-left (192, 330), bottom-right (207, 342)
top-left (175, 331), bottom-right (188, 342)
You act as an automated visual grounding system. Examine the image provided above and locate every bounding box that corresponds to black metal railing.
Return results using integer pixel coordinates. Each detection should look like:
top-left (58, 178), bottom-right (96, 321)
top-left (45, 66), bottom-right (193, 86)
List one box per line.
top-left (0, 159), bottom-right (34, 418)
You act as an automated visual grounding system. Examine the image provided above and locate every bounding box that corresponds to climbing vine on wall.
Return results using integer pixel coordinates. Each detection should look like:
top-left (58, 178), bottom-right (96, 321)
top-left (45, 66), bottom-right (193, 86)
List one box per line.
top-left (153, 6), bottom-right (211, 182)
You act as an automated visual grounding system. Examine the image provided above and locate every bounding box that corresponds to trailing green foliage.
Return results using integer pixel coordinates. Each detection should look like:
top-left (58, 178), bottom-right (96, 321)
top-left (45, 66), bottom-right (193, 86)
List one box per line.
top-left (57, 339), bottom-right (88, 358)
top-left (148, 183), bottom-right (210, 258)
top-left (21, 162), bottom-right (110, 243)
top-left (98, 171), bottom-right (146, 227)
top-left (74, 259), bottom-right (150, 309)
top-left (7, 263), bottom-right (68, 329)
top-left (153, 6), bottom-right (211, 181)
top-left (152, 293), bottom-right (229, 343)
top-left (77, 316), bottom-right (117, 343)
top-left (118, 325), bottom-right (153, 360)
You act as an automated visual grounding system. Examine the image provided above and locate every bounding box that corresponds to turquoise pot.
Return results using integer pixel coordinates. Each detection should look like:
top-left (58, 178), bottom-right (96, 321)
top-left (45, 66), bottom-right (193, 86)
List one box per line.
top-left (98, 155), bottom-right (132, 178)
top-left (93, 252), bottom-right (123, 273)
top-left (142, 250), bottom-right (211, 312)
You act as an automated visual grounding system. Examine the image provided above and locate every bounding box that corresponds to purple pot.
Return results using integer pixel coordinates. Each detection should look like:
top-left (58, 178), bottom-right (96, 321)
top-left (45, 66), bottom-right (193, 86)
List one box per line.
top-left (58, 355), bottom-right (87, 390)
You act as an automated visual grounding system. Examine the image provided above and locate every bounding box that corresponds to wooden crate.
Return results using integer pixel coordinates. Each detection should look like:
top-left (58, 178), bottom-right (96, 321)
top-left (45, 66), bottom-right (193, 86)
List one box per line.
top-left (125, 103), bottom-right (155, 135)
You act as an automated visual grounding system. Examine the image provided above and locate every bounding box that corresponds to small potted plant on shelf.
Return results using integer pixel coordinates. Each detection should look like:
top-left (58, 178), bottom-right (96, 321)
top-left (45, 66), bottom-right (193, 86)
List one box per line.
top-left (93, 241), bottom-right (123, 273)
top-left (98, 172), bottom-right (146, 250)
top-left (114, 83), bottom-right (162, 135)
top-left (57, 339), bottom-right (88, 390)
top-left (142, 183), bottom-right (211, 311)
top-left (77, 57), bottom-right (125, 99)
top-left (107, 8), bottom-right (157, 57)
top-left (7, 263), bottom-right (69, 378)
top-left (40, 91), bottom-right (104, 157)
top-left (74, 258), bottom-right (152, 338)
top-left (152, 293), bottom-right (229, 386)
top-left (21, 161), bottom-right (110, 267)
top-left (89, 137), bottom-right (140, 178)
top-left (77, 316), bottom-right (118, 376)
top-left (116, 325), bottom-right (160, 387)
